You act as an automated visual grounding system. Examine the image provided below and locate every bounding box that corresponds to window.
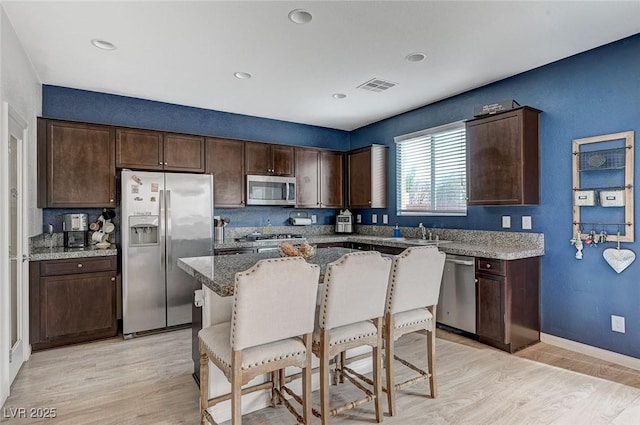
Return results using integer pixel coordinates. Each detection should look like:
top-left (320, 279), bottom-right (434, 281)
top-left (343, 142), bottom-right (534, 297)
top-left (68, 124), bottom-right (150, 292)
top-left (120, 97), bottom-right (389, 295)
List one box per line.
top-left (395, 121), bottom-right (466, 216)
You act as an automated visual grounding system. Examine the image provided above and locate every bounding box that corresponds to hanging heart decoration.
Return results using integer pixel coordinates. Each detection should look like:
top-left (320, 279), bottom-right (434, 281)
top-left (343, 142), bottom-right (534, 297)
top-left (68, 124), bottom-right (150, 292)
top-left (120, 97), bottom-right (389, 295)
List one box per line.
top-left (603, 248), bottom-right (636, 273)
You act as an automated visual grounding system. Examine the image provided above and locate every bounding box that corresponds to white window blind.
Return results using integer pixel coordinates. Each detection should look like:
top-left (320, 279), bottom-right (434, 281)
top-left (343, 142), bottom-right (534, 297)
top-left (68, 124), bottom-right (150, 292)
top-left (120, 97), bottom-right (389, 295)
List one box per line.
top-left (395, 121), bottom-right (467, 216)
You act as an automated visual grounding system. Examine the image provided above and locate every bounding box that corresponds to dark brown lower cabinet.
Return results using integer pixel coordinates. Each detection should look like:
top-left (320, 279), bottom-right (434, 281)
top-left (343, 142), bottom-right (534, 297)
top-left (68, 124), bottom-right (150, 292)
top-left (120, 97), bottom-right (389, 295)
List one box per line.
top-left (476, 256), bottom-right (540, 353)
top-left (30, 256), bottom-right (118, 351)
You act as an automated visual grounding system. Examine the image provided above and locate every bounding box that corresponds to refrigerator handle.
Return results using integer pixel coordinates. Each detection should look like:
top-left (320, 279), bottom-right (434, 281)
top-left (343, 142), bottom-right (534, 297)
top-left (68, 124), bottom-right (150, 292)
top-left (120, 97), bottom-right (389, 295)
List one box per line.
top-left (160, 190), bottom-right (165, 272)
top-left (166, 190), bottom-right (173, 271)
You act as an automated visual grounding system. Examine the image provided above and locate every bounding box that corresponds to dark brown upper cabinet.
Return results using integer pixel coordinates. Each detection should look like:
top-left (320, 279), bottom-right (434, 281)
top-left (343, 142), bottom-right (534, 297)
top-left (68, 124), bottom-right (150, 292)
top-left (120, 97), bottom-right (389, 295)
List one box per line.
top-left (115, 128), bottom-right (162, 170)
top-left (466, 106), bottom-right (541, 206)
top-left (205, 137), bottom-right (245, 207)
top-left (116, 128), bottom-right (205, 173)
top-left (245, 141), bottom-right (294, 176)
top-left (295, 147), bottom-right (344, 208)
top-left (37, 118), bottom-right (116, 208)
top-left (347, 144), bottom-right (388, 208)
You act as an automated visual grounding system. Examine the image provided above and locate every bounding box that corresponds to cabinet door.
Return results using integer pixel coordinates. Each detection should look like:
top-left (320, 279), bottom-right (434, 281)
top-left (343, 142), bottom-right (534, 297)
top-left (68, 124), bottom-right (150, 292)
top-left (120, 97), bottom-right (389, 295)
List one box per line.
top-left (320, 150), bottom-right (344, 208)
top-left (348, 148), bottom-right (372, 208)
top-left (245, 142), bottom-right (272, 175)
top-left (38, 119), bottom-right (116, 208)
top-left (206, 137), bottom-right (245, 207)
top-left (467, 114), bottom-right (521, 204)
top-left (115, 128), bottom-right (163, 170)
top-left (295, 148), bottom-right (320, 207)
top-left (40, 271), bottom-right (116, 341)
top-left (272, 145), bottom-right (294, 176)
top-left (164, 133), bottom-right (205, 172)
top-left (466, 107), bottom-right (540, 205)
top-left (246, 142), bottom-right (294, 176)
top-left (476, 274), bottom-right (506, 343)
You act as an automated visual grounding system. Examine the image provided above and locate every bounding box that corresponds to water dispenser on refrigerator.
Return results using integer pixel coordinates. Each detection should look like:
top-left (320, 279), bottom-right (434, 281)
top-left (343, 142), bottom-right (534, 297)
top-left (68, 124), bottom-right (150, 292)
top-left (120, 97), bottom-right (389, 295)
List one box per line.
top-left (129, 216), bottom-right (159, 246)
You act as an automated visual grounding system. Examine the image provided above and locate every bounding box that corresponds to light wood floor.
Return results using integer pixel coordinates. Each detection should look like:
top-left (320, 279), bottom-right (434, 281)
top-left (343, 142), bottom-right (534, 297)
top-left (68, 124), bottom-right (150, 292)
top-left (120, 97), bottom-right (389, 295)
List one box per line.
top-left (3, 328), bottom-right (640, 424)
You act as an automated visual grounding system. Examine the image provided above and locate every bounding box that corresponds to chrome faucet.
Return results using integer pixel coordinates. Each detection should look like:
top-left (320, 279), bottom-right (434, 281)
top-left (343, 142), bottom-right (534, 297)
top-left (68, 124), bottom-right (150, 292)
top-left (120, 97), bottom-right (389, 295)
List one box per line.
top-left (418, 223), bottom-right (427, 240)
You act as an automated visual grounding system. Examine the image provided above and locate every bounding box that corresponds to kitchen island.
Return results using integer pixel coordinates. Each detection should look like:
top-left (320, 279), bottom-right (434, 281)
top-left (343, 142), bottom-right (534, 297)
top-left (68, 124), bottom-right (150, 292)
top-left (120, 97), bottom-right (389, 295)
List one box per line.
top-left (178, 247), bottom-right (362, 423)
top-left (178, 246), bottom-right (354, 296)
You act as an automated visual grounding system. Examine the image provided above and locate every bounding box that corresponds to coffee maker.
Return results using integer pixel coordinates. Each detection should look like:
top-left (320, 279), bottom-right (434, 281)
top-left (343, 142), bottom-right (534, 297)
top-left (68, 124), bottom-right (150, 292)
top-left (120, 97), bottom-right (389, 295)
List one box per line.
top-left (63, 213), bottom-right (88, 248)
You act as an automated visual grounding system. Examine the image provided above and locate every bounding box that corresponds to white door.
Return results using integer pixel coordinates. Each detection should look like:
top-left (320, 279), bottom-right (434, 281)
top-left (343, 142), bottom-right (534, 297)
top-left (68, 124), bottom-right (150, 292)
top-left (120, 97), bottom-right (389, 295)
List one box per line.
top-left (5, 104), bottom-right (28, 384)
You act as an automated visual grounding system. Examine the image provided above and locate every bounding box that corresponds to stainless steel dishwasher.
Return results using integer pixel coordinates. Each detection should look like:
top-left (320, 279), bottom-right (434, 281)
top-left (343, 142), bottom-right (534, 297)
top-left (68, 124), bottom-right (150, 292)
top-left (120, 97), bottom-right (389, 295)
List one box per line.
top-left (436, 254), bottom-right (476, 334)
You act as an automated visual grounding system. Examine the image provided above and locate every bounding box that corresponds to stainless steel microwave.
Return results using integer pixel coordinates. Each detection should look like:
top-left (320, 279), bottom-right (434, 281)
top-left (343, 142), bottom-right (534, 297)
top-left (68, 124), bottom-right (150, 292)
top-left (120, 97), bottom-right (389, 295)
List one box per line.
top-left (246, 175), bottom-right (296, 206)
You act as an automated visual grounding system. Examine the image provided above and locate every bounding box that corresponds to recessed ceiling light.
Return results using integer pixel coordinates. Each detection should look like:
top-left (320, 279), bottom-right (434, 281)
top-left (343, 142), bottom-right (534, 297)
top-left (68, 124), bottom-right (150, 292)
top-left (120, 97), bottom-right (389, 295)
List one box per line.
top-left (405, 52), bottom-right (426, 63)
top-left (91, 39), bottom-right (117, 50)
top-left (288, 9), bottom-right (312, 24)
top-left (234, 72), bottom-right (252, 79)
top-left (332, 93), bottom-right (347, 99)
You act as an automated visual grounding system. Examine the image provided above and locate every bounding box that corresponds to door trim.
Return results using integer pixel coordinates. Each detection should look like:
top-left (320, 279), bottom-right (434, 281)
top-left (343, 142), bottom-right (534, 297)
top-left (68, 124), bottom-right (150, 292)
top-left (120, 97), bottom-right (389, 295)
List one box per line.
top-left (1, 102), bottom-right (29, 400)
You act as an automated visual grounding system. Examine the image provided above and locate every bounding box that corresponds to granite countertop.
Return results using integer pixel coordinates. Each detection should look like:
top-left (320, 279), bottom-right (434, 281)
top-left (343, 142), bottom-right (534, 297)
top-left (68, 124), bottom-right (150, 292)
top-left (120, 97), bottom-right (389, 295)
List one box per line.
top-left (215, 230), bottom-right (544, 261)
top-left (179, 247), bottom-right (356, 297)
top-left (30, 244), bottom-right (118, 261)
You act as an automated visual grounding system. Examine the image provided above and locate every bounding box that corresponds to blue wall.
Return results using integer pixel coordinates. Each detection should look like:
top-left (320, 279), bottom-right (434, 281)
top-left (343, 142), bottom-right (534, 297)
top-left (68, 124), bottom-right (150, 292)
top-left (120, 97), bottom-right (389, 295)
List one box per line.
top-left (351, 34), bottom-right (640, 358)
top-left (42, 34), bottom-right (640, 358)
top-left (42, 85), bottom-right (350, 150)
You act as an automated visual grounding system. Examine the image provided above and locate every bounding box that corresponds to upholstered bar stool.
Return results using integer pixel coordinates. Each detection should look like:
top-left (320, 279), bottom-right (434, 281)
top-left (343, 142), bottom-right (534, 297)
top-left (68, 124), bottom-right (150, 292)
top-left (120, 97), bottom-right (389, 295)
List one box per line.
top-left (198, 257), bottom-right (320, 425)
top-left (383, 246), bottom-right (446, 416)
top-left (313, 251), bottom-right (392, 425)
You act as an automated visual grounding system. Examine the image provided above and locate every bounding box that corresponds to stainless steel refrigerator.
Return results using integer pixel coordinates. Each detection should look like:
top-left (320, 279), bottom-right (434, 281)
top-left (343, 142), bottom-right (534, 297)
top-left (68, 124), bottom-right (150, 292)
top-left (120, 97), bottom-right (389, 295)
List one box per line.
top-left (121, 170), bottom-right (213, 337)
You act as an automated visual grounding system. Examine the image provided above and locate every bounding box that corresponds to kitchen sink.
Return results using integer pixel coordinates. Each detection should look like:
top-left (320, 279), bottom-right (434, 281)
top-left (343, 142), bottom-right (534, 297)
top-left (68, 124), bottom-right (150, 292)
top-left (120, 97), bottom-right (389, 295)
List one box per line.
top-left (381, 237), bottom-right (451, 246)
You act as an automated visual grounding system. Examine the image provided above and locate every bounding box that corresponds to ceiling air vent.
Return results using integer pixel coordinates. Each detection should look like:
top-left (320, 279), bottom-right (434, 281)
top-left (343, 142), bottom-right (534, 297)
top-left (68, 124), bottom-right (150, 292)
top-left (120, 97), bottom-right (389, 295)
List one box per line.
top-left (357, 78), bottom-right (397, 93)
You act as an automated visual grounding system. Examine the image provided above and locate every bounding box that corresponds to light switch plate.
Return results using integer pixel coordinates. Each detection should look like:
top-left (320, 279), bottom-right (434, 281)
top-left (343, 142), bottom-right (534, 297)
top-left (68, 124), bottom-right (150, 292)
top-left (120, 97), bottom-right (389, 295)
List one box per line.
top-left (311, 214), bottom-right (317, 224)
top-left (382, 214), bottom-right (388, 224)
top-left (372, 214), bottom-right (378, 224)
top-left (502, 216), bottom-right (511, 228)
top-left (356, 214), bottom-right (362, 223)
top-left (522, 216), bottom-right (532, 230)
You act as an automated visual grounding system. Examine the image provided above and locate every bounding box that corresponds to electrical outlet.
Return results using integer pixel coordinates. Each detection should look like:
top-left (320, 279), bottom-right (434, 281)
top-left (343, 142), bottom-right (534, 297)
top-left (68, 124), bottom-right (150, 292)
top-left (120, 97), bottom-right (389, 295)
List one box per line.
top-left (356, 214), bottom-right (362, 223)
top-left (372, 214), bottom-right (378, 224)
top-left (612, 315), bottom-right (626, 333)
top-left (522, 216), bottom-right (532, 230)
top-left (382, 214), bottom-right (388, 224)
top-left (311, 214), bottom-right (317, 224)
top-left (502, 216), bottom-right (511, 228)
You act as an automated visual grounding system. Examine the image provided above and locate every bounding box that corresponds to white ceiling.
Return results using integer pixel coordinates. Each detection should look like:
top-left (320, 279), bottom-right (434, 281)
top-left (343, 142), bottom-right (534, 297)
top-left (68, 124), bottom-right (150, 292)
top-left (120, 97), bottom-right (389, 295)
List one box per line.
top-left (3, 1), bottom-right (640, 131)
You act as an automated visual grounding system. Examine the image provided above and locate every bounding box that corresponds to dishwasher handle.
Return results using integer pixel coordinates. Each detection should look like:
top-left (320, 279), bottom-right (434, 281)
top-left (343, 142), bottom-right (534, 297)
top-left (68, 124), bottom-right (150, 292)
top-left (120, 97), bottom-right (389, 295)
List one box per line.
top-left (446, 258), bottom-right (475, 266)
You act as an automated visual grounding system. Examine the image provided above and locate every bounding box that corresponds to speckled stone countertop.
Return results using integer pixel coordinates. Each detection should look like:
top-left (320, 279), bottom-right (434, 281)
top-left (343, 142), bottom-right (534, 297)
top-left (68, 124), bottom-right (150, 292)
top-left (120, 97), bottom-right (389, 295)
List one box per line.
top-left (29, 233), bottom-right (117, 261)
top-left (215, 227), bottom-right (544, 261)
top-left (178, 247), bottom-right (355, 296)
top-left (30, 244), bottom-right (118, 261)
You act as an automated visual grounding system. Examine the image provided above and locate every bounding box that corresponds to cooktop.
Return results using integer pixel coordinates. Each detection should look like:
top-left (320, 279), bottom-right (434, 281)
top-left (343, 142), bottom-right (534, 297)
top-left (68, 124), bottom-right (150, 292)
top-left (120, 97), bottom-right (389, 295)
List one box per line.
top-left (237, 233), bottom-right (305, 242)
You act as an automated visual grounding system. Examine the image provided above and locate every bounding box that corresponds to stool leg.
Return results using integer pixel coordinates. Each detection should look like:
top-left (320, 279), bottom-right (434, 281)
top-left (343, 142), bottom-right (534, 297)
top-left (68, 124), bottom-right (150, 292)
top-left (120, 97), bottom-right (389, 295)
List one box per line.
top-left (320, 330), bottom-right (331, 425)
top-left (200, 352), bottom-right (209, 425)
top-left (231, 350), bottom-right (242, 425)
top-left (339, 351), bottom-right (346, 383)
top-left (303, 334), bottom-right (312, 424)
top-left (270, 371), bottom-right (278, 407)
top-left (427, 323), bottom-right (437, 398)
top-left (373, 317), bottom-right (383, 423)
top-left (385, 315), bottom-right (396, 416)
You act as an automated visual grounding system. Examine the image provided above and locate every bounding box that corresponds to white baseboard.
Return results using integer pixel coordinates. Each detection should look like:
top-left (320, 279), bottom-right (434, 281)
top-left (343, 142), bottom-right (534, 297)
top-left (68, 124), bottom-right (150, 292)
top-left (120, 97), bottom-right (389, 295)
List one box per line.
top-left (540, 333), bottom-right (640, 371)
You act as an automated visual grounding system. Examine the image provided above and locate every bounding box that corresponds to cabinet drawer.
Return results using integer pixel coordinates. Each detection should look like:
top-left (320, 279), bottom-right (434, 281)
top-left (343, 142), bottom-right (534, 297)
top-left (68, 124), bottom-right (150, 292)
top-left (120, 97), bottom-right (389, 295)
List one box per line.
top-left (40, 256), bottom-right (117, 276)
top-left (476, 258), bottom-right (505, 276)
